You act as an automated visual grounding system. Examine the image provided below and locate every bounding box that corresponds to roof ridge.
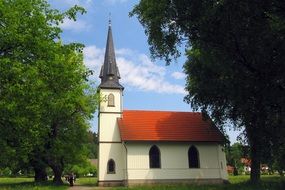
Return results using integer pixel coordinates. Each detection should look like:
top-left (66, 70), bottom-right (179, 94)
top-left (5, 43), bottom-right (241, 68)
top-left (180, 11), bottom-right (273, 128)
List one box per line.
top-left (123, 109), bottom-right (201, 114)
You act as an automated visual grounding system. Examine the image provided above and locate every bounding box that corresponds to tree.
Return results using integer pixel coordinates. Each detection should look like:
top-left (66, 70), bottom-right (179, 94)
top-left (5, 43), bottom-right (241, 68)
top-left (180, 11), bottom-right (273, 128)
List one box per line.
top-left (65, 160), bottom-right (97, 177)
top-left (226, 143), bottom-right (249, 175)
top-left (131, 0), bottom-right (285, 183)
top-left (87, 131), bottom-right (98, 159)
top-left (0, 0), bottom-right (98, 185)
top-left (0, 0), bottom-right (57, 172)
top-left (37, 43), bottom-right (98, 184)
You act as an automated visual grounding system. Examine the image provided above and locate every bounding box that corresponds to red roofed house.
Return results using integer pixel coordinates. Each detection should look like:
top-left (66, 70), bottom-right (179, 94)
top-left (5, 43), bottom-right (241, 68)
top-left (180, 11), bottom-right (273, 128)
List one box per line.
top-left (97, 22), bottom-right (228, 186)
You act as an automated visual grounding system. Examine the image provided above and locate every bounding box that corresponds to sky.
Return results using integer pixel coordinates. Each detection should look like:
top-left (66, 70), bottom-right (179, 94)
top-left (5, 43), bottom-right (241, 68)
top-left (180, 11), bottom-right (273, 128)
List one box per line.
top-left (48, 0), bottom-right (240, 144)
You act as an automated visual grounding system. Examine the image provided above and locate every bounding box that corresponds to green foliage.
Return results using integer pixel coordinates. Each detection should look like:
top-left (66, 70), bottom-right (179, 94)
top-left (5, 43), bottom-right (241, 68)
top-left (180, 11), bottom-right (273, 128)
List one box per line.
top-left (0, 168), bottom-right (12, 176)
top-left (86, 131), bottom-right (98, 159)
top-left (65, 160), bottom-right (97, 177)
top-left (272, 143), bottom-right (285, 176)
top-left (0, 0), bottom-right (99, 184)
top-left (131, 0), bottom-right (285, 183)
top-left (0, 0), bottom-right (54, 169)
top-left (226, 143), bottom-right (249, 175)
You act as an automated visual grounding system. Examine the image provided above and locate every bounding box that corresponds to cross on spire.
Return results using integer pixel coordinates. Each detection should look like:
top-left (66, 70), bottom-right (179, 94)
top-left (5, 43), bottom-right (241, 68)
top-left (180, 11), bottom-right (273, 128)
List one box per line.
top-left (108, 13), bottom-right (111, 26)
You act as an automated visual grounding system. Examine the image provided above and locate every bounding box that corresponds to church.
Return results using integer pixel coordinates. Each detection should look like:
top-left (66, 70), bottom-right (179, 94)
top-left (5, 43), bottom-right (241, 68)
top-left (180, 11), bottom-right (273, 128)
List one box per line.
top-left (97, 22), bottom-right (228, 186)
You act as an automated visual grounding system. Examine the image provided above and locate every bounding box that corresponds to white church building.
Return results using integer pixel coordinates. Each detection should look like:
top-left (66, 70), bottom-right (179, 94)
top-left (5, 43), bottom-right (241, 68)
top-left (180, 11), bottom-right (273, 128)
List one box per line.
top-left (97, 22), bottom-right (228, 186)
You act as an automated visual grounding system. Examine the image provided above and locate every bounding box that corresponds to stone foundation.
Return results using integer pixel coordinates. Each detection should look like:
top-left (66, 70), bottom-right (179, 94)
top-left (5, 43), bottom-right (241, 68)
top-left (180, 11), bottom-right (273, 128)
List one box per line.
top-left (126, 178), bottom-right (227, 187)
top-left (98, 180), bottom-right (124, 187)
top-left (98, 178), bottom-right (229, 187)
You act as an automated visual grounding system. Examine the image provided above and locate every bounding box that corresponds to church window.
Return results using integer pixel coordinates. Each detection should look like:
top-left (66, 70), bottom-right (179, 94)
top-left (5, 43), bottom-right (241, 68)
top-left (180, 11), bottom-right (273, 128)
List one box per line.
top-left (149, 145), bottom-right (161, 168)
top-left (188, 146), bottom-right (200, 168)
top-left (107, 159), bottom-right (115, 174)
top-left (108, 93), bottom-right (115, 107)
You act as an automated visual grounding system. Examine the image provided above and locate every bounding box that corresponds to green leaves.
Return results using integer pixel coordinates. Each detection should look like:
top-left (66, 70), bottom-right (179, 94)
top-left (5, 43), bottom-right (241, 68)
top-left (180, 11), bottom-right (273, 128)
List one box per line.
top-left (0, 0), bottom-right (97, 181)
top-left (132, 0), bottom-right (285, 182)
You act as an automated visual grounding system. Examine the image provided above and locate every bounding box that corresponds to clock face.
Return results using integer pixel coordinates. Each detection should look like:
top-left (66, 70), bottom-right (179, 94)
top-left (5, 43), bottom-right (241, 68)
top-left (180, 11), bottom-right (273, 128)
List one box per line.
top-left (109, 76), bottom-right (113, 80)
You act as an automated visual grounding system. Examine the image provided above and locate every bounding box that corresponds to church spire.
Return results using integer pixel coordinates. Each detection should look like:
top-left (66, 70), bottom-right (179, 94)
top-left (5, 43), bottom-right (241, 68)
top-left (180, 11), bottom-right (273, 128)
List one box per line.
top-left (99, 20), bottom-right (123, 89)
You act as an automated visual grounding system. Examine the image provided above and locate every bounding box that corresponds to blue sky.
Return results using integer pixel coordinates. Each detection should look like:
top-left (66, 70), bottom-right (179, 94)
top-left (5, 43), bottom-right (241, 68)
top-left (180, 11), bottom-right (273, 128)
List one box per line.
top-left (48, 0), bottom-right (240, 144)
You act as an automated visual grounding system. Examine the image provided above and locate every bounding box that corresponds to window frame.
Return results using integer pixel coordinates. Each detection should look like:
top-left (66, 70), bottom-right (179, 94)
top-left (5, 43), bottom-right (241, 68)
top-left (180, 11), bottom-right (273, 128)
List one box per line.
top-left (188, 145), bottom-right (200, 168)
top-left (149, 145), bottom-right (161, 169)
top-left (107, 93), bottom-right (115, 107)
top-left (107, 159), bottom-right (116, 174)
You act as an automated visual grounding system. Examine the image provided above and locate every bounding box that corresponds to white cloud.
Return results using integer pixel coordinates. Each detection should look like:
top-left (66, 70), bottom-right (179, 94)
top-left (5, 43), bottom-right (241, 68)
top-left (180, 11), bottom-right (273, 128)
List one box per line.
top-left (171, 71), bottom-right (186, 80)
top-left (83, 45), bottom-right (186, 95)
top-left (83, 46), bottom-right (104, 80)
top-left (60, 18), bottom-right (91, 32)
top-left (115, 48), bottom-right (133, 56)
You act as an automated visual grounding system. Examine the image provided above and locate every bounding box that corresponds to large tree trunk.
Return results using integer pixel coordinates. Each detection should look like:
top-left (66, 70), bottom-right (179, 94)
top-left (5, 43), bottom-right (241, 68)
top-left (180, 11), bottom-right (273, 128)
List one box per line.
top-left (247, 123), bottom-right (262, 184)
top-left (51, 165), bottom-right (63, 185)
top-left (249, 141), bottom-right (261, 183)
top-left (31, 155), bottom-right (48, 182)
top-left (34, 166), bottom-right (48, 182)
top-left (278, 169), bottom-right (284, 177)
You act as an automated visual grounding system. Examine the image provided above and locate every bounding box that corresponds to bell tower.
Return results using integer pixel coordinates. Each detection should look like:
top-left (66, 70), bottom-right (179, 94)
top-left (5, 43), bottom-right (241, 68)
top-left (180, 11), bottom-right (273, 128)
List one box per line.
top-left (98, 20), bottom-right (125, 186)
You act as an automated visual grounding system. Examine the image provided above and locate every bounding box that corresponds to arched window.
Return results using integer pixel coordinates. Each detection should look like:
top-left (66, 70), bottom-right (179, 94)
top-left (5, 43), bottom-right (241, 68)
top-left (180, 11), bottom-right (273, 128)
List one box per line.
top-left (108, 93), bottom-right (115, 107)
top-left (188, 146), bottom-right (200, 168)
top-left (107, 159), bottom-right (115, 174)
top-left (149, 145), bottom-right (161, 168)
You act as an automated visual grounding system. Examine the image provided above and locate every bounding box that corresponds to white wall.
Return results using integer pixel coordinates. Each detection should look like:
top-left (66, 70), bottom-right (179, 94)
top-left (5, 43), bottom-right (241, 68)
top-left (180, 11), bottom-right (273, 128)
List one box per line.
top-left (99, 114), bottom-right (121, 142)
top-left (217, 145), bottom-right (228, 179)
top-left (99, 89), bottom-right (123, 113)
top-left (98, 88), bottom-right (126, 182)
top-left (98, 143), bottom-right (126, 181)
top-left (125, 142), bottom-right (228, 180)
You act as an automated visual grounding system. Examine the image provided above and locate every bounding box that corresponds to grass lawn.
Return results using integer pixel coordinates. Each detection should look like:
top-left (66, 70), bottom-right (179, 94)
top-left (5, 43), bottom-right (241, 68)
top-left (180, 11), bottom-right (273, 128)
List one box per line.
top-left (113, 175), bottom-right (285, 190)
top-left (0, 177), bottom-right (69, 190)
top-left (0, 175), bottom-right (283, 190)
top-left (75, 177), bottom-right (97, 186)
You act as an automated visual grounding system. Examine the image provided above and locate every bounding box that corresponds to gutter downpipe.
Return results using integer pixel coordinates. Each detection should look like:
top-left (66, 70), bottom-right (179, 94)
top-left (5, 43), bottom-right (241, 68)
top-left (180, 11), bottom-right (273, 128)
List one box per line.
top-left (123, 141), bottom-right (128, 186)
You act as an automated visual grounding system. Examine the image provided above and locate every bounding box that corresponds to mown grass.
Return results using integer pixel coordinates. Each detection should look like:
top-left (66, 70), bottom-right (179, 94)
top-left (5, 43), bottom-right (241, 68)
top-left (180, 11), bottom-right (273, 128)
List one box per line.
top-left (75, 177), bottom-right (97, 186)
top-left (0, 177), bottom-right (68, 190)
top-left (0, 175), bottom-right (284, 190)
top-left (113, 175), bottom-right (285, 190)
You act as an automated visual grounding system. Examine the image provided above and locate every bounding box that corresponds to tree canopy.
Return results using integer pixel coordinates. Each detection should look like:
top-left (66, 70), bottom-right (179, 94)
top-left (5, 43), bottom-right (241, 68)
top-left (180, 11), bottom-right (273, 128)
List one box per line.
top-left (131, 0), bottom-right (285, 183)
top-left (0, 0), bottom-right (98, 184)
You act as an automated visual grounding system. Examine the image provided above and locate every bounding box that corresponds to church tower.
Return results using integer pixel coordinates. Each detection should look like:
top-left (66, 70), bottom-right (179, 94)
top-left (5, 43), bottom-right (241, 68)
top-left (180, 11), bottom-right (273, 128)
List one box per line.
top-left (98, 21), bottom-right (125, 186)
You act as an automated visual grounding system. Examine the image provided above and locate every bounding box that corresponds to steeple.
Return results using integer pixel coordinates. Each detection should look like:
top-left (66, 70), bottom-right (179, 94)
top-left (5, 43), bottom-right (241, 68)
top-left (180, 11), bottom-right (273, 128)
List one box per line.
top-left (99, 20), bottom-right (124, 89)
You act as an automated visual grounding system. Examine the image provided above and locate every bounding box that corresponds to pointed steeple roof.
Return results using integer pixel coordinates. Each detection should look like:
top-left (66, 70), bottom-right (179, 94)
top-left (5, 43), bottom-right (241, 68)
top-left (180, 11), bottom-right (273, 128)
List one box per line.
top-left (99, 20), bottom-right (124, 89)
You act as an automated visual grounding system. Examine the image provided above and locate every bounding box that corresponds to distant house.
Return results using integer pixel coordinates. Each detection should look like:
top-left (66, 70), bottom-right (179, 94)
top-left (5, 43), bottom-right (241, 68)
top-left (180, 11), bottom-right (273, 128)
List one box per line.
top-left (261, 164), bottom-right (269, 174)
top-left (240, 158), bottom-right (270, 174)
top-left (97, 21), bottom-right (228, 186)
top-left (227, 165), bottom-right (234, 175)
top-left (241, 158), bottom-right (251, 174)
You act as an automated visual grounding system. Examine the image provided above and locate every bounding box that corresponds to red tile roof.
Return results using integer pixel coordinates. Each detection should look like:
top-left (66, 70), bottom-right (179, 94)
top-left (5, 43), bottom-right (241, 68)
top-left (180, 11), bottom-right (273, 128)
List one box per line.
top-left (118, 110), bottom-right (225, 142)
